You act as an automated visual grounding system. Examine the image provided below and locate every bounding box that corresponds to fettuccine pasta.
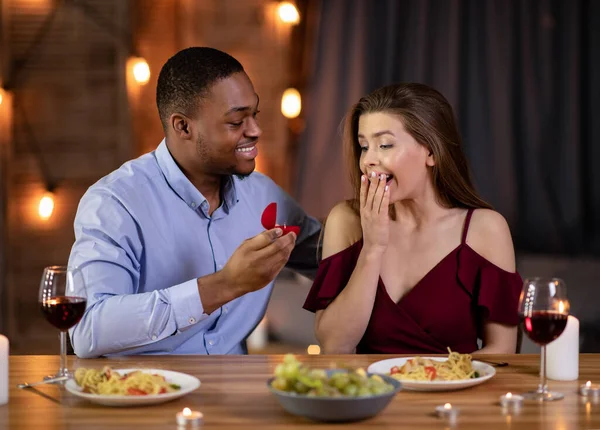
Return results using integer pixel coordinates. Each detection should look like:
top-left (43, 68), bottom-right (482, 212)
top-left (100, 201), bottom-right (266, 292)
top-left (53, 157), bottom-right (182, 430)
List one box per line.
top-left (74, 367), bottom-right (181, 395)
top-left (388, 349), bottom-right (481, 381)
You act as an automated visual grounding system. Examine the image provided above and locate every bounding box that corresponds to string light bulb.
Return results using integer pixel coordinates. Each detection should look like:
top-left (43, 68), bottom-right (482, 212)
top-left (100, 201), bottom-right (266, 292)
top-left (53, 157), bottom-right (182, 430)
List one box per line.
top-left (38, 192), bottom-right (54, 220)
top-left (281, 88), bottom-right (301, 118)
top-left (277, 2), bottom-right (300, 24)
top-left (131, 57), bottom-right (150, 85)
top-left (0, 89), bottom-right (3, 105)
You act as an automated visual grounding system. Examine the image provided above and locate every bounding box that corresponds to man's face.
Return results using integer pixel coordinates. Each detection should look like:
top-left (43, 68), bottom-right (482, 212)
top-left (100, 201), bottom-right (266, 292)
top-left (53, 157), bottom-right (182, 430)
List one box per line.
top-left (192, 72), bottom-right (262, 177)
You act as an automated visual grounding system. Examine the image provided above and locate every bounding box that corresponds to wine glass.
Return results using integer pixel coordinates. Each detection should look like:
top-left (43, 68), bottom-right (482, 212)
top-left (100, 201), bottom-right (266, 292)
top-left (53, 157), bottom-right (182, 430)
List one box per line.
top-left (518, 277), bottom-right (569, 401)
top-left (39, 266), bottom-right (87, 381)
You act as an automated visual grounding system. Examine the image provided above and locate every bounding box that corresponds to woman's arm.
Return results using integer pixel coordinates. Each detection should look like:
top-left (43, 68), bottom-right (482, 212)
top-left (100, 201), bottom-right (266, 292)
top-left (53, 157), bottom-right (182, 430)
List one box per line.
top-left (314, 202), bottom-right (382, 353)
top-left (467, 209), bottom-right (519, 354)
top-left (315, 174), bottom-right (390, 353)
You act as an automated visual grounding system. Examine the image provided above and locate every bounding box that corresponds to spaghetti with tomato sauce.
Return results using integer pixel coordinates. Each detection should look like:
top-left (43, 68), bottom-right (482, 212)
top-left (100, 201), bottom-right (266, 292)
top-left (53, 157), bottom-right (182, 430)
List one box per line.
top-left (388, 349), bottom-right (480, 381)
top-left (74, 367), bottom-right (181, 396)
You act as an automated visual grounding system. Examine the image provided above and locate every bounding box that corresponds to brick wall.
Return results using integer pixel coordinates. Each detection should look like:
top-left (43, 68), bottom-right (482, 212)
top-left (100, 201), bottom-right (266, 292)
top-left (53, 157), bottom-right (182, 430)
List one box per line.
top-left (1, 0), bottom-right (294, 353)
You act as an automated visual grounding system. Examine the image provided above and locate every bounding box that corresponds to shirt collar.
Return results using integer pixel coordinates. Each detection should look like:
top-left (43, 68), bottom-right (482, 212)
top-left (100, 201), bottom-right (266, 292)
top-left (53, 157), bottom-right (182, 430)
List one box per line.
top-left (155, 139), bottom-right (238, 213)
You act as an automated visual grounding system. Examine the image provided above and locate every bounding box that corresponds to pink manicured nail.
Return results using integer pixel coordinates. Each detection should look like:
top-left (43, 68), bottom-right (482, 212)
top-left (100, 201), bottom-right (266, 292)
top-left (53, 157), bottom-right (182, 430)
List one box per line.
top-left (385, 185), bottom-right (389, 192)
top-left (371, 172), bottom-right (376, 178)
top-left (361, 175), bottom-right (366, 182)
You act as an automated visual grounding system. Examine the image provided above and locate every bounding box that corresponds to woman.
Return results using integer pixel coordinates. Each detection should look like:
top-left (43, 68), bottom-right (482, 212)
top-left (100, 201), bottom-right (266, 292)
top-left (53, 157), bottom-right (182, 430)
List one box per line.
top-left (303, 83), bottom-right (522, 354)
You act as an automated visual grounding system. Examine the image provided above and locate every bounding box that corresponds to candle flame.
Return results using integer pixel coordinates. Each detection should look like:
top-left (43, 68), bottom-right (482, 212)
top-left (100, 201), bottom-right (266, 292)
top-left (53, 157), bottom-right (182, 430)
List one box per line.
top-left (586, 381), bottom-right (592, 388)
top-left (183, 408), bottom-right (192, 416)
top-left (444, 403), bottom-right (452, 410)
top-left (558, 300), bottom-right (565, 313)
top-left (506, 392), bottom-right (512, 399)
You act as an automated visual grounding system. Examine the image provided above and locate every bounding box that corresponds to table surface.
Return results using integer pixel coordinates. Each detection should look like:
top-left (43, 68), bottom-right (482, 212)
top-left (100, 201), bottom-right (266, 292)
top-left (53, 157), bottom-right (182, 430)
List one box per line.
top-left (1, 354), bottom-right (600, 430)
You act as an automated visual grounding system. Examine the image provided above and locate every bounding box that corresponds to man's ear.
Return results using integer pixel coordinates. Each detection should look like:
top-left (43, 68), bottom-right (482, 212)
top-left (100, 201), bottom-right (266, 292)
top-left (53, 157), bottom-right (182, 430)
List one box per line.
top-left (170, 113), bottom-right (193, 140)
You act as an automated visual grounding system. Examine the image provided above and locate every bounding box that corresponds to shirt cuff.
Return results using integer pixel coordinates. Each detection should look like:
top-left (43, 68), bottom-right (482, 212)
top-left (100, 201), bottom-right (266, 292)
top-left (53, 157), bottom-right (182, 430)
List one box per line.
top-left (167, 278), bottom-right (207, 330)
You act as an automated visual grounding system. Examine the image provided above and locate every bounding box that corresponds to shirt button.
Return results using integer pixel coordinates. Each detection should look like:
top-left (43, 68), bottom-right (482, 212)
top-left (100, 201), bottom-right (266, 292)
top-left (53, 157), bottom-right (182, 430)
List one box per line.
top-left (151, 335), bottom-right (157, 341)
top-left (218, 264), bottom-right (223, 269)
top-left (188, 317), bottom-right (196, 324)
top-left (208, 340), bottom-right (214, 346)
top-left (191, 202), bottom-right (196, 208)
top-left (223, 307), bottom-right (228, 314)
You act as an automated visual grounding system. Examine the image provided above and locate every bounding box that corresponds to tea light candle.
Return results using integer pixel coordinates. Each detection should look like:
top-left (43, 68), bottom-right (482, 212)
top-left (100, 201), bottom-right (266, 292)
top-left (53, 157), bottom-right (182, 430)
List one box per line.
top-left (176, 408), bottom-right (203, 427)
top-left (500, 392), bottom-right (524, 408)
top-left (435, 403), bottom-right (460, 423)
top-left (580, 381), bottom-right (600, 397)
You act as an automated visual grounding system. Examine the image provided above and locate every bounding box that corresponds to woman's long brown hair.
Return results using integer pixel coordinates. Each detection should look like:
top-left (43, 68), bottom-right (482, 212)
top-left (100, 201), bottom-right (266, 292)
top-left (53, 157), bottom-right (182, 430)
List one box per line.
top-left (343, 83), bottom-right (493, 216)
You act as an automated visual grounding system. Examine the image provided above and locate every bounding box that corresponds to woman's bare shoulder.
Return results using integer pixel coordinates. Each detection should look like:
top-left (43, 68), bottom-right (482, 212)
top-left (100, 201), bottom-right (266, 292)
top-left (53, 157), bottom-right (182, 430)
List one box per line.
top-left (466, 209), bottom-right (516, 272)
top-left (322, 201), bottom-right (362, 259)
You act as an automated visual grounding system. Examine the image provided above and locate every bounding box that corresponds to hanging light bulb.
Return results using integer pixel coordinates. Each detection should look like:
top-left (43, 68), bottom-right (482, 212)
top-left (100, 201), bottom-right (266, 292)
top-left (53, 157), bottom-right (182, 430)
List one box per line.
top-left (38, 192), bottom-right (55, 220)
top-left (0, 89), bottom-right (3, 106)
top-left (277, 2), bottom-right (300, 24)
top-left (131, 57), bottom-right (151, 85)
top-left (281, 88), bottom-right (301, 118)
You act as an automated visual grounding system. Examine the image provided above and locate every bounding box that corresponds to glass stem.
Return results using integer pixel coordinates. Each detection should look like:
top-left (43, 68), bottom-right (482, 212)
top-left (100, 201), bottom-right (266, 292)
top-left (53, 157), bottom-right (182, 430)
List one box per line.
top-left (59, 331), bottom-right (68, 377)
top-left (538, 345), bottom-right (548, 394)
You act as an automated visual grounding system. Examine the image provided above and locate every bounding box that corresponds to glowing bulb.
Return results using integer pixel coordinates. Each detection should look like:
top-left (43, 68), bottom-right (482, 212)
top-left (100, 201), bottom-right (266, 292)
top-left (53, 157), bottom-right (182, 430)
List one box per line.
top-left (277, 2), bottom-right (300, 24)
top-left (183, 408), bottom-right (191, 417)
top-left (38, 193), bottom-right (54, 220)
top-left (307, 345), bottom-right (321, 355)
top-left (0, 90), bottom-right (3, 105)
top-left (281, 88), bottom-right (301, 118)
top-left (131, 57), bottom-right (150, 84)
top-left (444, 403), bottom-right (452, 410)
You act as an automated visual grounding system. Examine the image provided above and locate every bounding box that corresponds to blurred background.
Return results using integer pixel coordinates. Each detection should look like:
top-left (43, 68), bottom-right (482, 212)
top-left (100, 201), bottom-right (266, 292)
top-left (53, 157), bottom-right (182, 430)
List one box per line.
top-left (0, 0), bottom-right (599, 356)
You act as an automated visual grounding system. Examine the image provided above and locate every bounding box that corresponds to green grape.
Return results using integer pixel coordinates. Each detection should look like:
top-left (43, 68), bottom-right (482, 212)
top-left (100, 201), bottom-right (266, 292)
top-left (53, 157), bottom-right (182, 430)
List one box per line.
top-left (342, 383), bottom-right (358, 396)
top-left (283, 354), bottom-right (298, 365)
top-left (274, 363), bottom-right (286, 379)
top-left (271, 377), bottom-right (289, 391)
top-left (357, 386), bottom-right (371, 396)
top-left (294, 381), bottom-right (310, 394)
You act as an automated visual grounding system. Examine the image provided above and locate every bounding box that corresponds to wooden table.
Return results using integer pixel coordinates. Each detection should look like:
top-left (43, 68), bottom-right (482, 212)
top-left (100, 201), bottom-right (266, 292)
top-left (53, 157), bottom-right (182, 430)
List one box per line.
top-left (1, 354), bottom-right (600, 429)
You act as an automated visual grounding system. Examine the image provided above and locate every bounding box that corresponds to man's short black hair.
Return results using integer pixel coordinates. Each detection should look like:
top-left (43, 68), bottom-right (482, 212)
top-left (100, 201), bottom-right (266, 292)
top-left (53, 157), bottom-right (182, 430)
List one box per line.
top-left (156, 47), bottom-right (244, 130)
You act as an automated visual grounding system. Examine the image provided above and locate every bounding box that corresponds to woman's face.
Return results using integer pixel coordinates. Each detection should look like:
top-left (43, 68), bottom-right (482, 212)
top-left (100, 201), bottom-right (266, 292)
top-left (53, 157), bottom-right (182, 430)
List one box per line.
top-left (357, 112), bottom-right (433, 202)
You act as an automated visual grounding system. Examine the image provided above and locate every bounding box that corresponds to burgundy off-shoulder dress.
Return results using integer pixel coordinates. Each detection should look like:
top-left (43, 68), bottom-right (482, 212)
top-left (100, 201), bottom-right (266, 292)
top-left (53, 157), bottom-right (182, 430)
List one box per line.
top-left (303, 209), bottom-right (523, 354)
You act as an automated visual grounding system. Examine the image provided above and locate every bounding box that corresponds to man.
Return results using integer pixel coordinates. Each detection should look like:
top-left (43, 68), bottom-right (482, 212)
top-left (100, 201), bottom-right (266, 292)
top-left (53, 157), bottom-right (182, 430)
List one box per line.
top-left (68, 47), bottom-right (321, 357)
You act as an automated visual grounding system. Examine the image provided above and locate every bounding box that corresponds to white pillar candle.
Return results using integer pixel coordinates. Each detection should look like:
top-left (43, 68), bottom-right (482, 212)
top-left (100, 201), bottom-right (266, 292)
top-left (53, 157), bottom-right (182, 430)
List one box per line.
top-left (0, 334), bottom-right (8, 405)
top-left (546, 315), bottom-right (579, 381)
top-left (246, 317), bottom-right (268, 351)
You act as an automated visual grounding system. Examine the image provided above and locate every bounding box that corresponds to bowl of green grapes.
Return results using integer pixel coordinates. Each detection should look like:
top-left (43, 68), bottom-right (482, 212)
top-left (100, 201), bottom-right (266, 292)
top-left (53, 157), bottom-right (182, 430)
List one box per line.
top-left (268, 354), bottom-right (401, 422)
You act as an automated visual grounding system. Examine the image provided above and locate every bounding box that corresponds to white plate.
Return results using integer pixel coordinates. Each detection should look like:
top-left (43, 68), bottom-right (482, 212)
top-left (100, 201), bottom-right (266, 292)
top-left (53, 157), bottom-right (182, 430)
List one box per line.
top-left (65, 368), bottom-right (201, 406)
top-left (367, 357), bottom-right (495, 392)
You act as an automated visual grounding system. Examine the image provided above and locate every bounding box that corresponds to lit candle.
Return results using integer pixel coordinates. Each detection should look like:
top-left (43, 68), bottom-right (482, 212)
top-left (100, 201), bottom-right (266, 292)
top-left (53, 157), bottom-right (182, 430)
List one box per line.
top-left (176, 407), bottom-right (203, 427)
top-left (0, 335), bottom-right (8, 405)
top-left (580, 381), bottom-right (600, 397)
top-left (500, 392), bottom-right (524, 409)
top-left (435, 403), bottom-right (459, 424)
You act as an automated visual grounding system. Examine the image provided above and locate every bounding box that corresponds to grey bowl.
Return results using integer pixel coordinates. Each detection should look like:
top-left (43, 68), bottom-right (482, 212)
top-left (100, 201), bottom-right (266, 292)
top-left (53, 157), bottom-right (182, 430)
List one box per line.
top-left (267, 370), bottom-right (402, 422)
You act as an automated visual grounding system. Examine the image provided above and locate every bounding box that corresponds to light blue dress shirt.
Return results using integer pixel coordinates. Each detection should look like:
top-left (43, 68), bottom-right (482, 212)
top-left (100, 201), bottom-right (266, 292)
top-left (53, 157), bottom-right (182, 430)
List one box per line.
top-left (68, 140), bottom-right (321, 358)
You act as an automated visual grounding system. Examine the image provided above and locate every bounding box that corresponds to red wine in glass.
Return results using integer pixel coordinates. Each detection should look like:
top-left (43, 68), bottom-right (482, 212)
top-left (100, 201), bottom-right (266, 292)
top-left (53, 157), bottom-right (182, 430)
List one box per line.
top-left (521, 311), bottom-right (568, 345)
top-left (518, 277), bottom-right (569, 401)
top-left (39, 266), bottom-right (87, 381)
top-left (40, 296), bottom-right (87, 331)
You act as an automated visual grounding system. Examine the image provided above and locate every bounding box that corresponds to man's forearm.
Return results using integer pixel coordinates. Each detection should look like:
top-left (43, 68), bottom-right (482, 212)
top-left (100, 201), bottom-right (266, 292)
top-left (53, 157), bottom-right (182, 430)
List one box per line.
top-left (197, 271), bottom-right (243, 314)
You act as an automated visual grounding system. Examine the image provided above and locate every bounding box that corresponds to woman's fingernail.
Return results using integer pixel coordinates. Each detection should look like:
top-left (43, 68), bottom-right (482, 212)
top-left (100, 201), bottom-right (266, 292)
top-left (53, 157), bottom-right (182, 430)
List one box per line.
top-left (371, 172), bottom-right (376, 178)
top-left (361, 175), bottom-right (366, 182)
top-left (380, 174), bottom-right (385, 181)
top-left (385, 185), bottom-right (389, 192)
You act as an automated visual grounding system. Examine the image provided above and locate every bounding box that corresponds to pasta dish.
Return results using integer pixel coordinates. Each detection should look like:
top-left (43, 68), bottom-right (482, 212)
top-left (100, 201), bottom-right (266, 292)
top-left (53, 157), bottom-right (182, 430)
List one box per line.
top-left (388, 349), bottom-right (481, 381)
top-left (74, 367), bottom-right (181, 395)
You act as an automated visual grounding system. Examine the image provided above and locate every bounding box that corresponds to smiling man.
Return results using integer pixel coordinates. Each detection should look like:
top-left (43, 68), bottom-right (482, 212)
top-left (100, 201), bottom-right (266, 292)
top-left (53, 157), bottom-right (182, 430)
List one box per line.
top-left (68, 47), bottom-right (321, 357)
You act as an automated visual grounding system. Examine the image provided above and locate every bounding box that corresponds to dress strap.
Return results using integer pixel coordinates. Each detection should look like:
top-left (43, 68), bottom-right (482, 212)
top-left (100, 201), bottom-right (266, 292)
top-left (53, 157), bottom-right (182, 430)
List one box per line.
top-left (461, 209), bottom-right (475, 244)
